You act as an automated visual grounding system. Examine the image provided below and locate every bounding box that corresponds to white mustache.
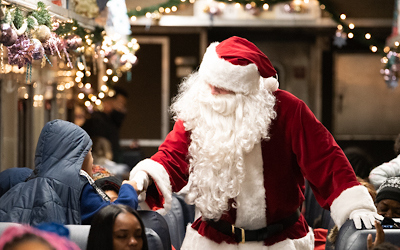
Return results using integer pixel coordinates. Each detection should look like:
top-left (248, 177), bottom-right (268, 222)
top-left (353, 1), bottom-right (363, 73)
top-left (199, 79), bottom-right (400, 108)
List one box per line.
top-left (200, 93), bottom-right (238, 116)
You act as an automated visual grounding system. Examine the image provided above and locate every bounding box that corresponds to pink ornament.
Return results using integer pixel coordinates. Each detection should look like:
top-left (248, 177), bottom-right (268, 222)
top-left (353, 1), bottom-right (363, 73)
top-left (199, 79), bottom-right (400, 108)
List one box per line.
top-left (7, 35), bottom-right (34, 68)
top-left (0, 23), bottom-right (18, 46)
top-left (65, 34), bottom-right (82, 51)
top-left (31, 38), bottom-right (44, 60)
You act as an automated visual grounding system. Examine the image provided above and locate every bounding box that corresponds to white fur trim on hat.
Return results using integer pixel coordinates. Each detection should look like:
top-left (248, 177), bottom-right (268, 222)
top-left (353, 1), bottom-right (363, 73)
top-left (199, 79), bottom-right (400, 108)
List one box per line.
top-left (199, 42), bottom-right (261, 94)
top-left (129, 159), bottom-right (172, 213)
top-left (330, 185), bottom-right (377, 229)
top-left (261, 77), bottom-right (279, 92)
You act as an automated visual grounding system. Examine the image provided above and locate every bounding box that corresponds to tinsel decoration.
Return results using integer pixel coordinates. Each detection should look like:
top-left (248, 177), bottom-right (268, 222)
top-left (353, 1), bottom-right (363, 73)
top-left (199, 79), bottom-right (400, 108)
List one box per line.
top-left (7, 35), bottom-right (34, 68)
top-left (26, 62), bottom-right (32, 84)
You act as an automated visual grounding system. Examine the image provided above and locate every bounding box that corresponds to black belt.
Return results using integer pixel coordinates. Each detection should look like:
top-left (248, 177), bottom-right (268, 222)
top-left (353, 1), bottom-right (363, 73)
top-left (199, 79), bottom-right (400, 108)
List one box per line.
top-left (207, 209), bottom-right (301, 243)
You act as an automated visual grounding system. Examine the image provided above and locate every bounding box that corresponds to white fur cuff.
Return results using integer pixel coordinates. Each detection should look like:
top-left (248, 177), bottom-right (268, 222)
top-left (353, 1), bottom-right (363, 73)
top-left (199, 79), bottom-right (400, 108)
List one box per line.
top-left (330, 185), bottom-right (376, 228)
top-left (129, 159), bottom-right (172, 212)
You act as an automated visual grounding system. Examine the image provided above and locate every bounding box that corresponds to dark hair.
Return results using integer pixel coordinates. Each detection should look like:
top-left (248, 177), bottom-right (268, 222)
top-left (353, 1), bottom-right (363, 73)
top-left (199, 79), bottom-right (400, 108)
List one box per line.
top-left (3, 233), bottom-right (55, 250)
top-left (343, 147), bottom-right (374, 179)
top-left (94, 176), bottom-right (123, 193)
top-left (87, 204), bottom-right (148, 250)
top-left (371, 242), bottom-right (399, 250)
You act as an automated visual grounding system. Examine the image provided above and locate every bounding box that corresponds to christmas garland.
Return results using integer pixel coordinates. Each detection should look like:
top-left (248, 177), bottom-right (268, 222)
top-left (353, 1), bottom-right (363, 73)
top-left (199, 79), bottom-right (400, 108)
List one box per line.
top-left (127, 0), bottom-right (386, 53)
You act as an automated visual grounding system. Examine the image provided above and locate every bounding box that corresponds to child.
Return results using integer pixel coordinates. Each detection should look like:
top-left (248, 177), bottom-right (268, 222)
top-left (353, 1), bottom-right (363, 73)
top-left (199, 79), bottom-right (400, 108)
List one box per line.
top-left (0, 119), bottom-right (138, 225)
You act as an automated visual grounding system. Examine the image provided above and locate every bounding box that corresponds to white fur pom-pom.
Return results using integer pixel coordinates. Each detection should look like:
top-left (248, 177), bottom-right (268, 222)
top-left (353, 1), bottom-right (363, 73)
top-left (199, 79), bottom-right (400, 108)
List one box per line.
top-left (260, 77), bottom-right (279, 92)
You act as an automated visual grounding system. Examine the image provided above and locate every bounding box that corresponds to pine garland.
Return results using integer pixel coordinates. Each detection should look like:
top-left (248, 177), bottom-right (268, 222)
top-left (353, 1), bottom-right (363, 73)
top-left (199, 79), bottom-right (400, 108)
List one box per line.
top-left (54, 19), bottom-right (105, 46)
top-left (12, 7), bottom-right (23, 29)
top-left (30, 1), bottom-right (52, 28)
top-left (26, 16), bottom-right (38, 32)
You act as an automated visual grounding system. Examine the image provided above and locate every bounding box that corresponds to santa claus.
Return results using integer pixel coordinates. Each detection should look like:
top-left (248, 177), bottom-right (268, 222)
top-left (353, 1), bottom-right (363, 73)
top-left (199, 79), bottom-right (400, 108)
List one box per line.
top-left (130, 36), bottom-right (381, 249)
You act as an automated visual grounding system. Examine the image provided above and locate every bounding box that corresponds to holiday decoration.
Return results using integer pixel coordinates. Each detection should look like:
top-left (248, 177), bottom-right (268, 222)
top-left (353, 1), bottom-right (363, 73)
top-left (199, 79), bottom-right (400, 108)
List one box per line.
top-left (65, 34), bottom-right (83, 51)
top-left (381, 0), bottom-right (400, 88)
top-left (0, 23), bottom-right (17, 46)
top-left (33, 25), bottom-right (52, 43)
top-left (0, 0), bottom-right (141, 111)
top-left (7, 35), bottom-right (34, 68)
top-left (31, 38), bottom-right (45, 60)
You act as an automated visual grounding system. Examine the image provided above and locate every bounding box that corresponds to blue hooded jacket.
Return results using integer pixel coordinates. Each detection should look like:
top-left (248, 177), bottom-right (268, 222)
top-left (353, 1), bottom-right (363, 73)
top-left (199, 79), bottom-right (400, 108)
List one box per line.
top-left (0, 167), bottom-right (33, 197)
top-left (0, 119), bottom-right (92, 225)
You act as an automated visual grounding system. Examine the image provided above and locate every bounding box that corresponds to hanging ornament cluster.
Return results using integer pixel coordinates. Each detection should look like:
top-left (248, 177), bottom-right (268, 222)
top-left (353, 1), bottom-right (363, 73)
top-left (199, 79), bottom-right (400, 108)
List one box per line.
top-left (100, 35), bottom-right (139, 73)
top-left (380, 0), bottom-right (400, 89)
top-left (381, 50), bottom-right (400, 89)
top-left (0, 1), bottom-right (70, 69)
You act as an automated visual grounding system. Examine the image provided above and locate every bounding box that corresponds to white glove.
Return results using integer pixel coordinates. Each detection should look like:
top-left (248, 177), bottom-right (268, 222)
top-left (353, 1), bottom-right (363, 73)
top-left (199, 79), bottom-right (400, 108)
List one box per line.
top-left (130, 170), bottom-right (150, 202)
top-left (349, 209), bottom-right (384, 229)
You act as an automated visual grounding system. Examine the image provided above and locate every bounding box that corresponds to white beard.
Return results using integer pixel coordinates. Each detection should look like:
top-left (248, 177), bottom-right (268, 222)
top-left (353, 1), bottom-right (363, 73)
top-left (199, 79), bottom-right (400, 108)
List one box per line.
top-left (170, 72), bottom-right (277, 220)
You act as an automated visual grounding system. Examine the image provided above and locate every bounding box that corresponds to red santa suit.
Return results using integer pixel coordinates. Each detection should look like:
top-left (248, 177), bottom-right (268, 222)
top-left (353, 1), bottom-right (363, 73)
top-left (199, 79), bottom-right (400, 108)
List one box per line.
top-left (131, 89), bottom-right (376, 249)
top-left (130, 37), bottom-right (376, 249)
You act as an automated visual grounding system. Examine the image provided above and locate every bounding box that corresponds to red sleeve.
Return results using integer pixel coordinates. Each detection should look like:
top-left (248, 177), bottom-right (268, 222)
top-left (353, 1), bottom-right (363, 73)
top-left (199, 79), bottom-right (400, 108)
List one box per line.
top-left (151, 120), bottom-right (191, 192)
top-left (290, 95), bottom-right (359, 208)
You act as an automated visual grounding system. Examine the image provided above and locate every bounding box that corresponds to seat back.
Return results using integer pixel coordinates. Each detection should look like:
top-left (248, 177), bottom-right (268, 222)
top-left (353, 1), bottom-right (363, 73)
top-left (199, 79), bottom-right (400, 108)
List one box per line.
top-left (173, 193), bottom-right (195, 227)
top-left (163, 194), bottom-right (186, 250)
top-left (65, 224), bottom-right (91, 250)
top-left (138, 210), bottom-right (172, 250)
top-left (146, 228), bottom-right (164, 250)
top-left (304, 180), bottom-right (325, 228)
top-left (335, 219), bottom-right (400, 250)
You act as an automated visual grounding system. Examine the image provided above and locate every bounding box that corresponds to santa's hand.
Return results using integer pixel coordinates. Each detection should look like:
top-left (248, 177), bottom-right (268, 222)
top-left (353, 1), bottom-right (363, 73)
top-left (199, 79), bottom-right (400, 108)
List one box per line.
top-left (130, 170), bottom-right (150, 191)
top-left (350, 209), bottom-right (384, 229)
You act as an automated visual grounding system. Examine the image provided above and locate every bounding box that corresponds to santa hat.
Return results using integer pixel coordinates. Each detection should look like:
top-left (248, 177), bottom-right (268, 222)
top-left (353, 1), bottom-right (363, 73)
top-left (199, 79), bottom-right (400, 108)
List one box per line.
top-left (198, 36), bottom-right (278, 94)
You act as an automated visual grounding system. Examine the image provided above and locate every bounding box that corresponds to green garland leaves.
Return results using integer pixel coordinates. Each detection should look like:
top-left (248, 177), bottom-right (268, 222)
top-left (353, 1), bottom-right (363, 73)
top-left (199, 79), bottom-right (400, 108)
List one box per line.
top-left (30, 1), bottom-right (52, 28)
top-left (12, 7), bottom-right (23, 29)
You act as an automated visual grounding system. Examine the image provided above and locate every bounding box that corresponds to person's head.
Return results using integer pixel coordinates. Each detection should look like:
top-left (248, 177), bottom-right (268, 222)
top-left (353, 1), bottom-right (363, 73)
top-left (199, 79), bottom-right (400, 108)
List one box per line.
top-left (375, 177), bottom-right (400, 218)
top-left (87, 204), bottom-right (148, 250)
top-left (344, 147), bottom-right (375, 180)
top-left (92, 136), bottom-right (114, 162)
top-left (0, 224), bottom-right (79, 250)
top-left (371, 242), bottom-right (399, 250)
top-left (170, 36), bottom-right (279, 220)
top-left (94, 176), bottom-right (123, 202)
top-left (74, 105), bottom-right (88, 127)
top-left (33, 119), bottom-right (92, 180)
top-left (102, 87), bottom-right (128, 115)
top-left (3, 233), bottom-right (54, 250)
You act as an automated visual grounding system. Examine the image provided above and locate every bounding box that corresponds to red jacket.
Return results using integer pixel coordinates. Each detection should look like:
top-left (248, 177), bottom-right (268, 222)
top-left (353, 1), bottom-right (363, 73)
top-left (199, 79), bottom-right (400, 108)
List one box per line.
top-left (144, 90), bottom-right (360, 246)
